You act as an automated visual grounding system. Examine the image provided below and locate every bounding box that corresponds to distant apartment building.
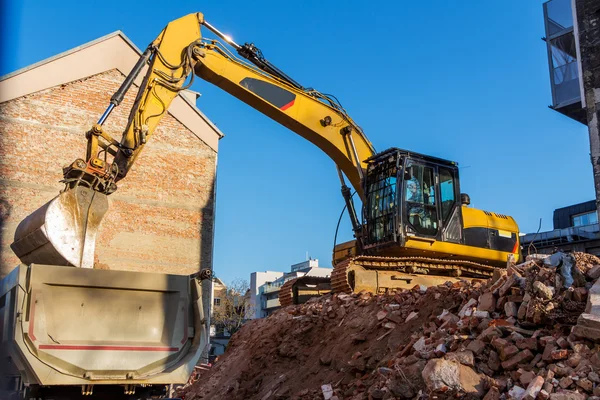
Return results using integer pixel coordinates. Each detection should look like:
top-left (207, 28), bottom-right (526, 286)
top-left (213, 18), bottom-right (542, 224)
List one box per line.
top-left (249, 259), bottom-right (332, 319)
top-left (211, 277), bottom-right (227, 319)
top-left (520, 200), bottom-right (600, 256)
top-left (209, 277), bottom-right (228, 359)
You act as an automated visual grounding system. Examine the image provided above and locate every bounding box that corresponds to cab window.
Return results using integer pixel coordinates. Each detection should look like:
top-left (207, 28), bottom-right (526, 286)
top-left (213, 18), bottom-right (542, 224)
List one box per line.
top-left (439, 167), bottom-right (455, 222)
top-left (405, 163), bottom-right (437, 236)
top-left (365, 163), bottom-right (398, 243)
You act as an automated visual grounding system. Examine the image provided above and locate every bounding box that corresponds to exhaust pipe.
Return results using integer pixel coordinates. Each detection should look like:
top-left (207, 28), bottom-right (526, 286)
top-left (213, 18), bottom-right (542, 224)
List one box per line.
top-left (10, 186), bottom-right (108, 268)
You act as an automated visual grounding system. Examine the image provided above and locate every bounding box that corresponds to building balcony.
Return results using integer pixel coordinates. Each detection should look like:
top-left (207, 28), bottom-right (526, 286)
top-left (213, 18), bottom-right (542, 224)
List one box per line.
top-left (265, 298), bottom-right (281, 309)
top-left (262, 284), bottom-right (281, 294)
top-left (543, 0), bottom-right (586, 124)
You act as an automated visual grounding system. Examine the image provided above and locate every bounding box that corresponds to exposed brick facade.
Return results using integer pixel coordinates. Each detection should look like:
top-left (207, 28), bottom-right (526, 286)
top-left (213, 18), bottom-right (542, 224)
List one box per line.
top-left (0, 69), bottom-right (217, 277)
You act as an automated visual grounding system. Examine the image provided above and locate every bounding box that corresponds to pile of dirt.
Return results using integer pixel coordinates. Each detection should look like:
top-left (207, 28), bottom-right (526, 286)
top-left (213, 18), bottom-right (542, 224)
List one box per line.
top-left (180, 252), bottom-right (600, 400)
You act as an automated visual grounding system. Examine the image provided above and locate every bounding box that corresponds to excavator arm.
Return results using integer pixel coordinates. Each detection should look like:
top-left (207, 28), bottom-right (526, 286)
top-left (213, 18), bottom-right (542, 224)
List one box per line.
top-left (11, 13), bottom-right (375, 268)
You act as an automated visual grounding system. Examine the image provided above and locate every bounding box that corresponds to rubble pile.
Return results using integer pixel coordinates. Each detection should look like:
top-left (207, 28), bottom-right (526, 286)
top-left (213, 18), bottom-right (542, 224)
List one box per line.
top-left (181, 252), bottom-right (600, 400)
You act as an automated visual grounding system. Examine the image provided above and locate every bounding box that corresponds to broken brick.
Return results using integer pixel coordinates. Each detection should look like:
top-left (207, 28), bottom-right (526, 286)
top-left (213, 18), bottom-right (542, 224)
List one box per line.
top-left (501, 349), bottom-right (534, 370)
top-left (523, 376), bottom-right (544, 400)
top-left (551, 349), bottom-right (568, 361)
top-left (478, 292), bottom-right (496, 312)
top-left (466, 339), bottom-right (486, 355)
top-left (516, 337), bottom-right (538, 351)
top-left (499, 344), bottom-right (519, 361)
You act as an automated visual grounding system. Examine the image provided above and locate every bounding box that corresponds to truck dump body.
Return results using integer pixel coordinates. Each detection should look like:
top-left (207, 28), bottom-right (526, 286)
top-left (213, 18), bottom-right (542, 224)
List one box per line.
top-left (0, 264), bottom-right (206, 398)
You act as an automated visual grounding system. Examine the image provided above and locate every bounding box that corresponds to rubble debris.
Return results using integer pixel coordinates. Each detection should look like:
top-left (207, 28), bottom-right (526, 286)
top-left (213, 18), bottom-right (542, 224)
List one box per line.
top-left (573, 278), bottom-right (600, 341)
top-left (422, 358), bottom-right (486, 396)
top-left (179, 252), bottom-right (600, 400)
top-left (321, 384), bottom-right (334, 400)
top-left (533, 281), bottom-right (554, 300)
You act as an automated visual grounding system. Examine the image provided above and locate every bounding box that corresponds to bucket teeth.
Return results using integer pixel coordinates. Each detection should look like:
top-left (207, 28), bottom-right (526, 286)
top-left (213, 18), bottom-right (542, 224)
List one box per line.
top-left (11, 186), bottom-right (108, 268)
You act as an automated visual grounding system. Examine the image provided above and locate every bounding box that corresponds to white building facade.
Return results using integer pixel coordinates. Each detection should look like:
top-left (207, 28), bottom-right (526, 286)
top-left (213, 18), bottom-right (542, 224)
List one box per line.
top-left (249, 259), bottom-right (332, 318)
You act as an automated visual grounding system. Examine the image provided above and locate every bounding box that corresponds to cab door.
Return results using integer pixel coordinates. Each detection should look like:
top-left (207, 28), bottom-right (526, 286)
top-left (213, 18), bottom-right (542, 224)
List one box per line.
top-left (402, 160), bottom-right (462, 243)
top-left (437, 166), bottom-right (462, 243)
top-left (403, 160), bottom-right (439, 238)
top-left (363, 153), bottom-right (401, 249)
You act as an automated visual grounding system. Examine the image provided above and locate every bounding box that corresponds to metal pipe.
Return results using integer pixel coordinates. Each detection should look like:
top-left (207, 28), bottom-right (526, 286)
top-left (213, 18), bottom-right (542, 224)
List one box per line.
top-left (97, 103), bottom-right (115, 126)
top-left (110, 47), bottom-right (153, 107)
top-left (97, 46), bottom-right (153, 126)
top-left (202, 20), bottom-right (241, 50)
top-left (203, 20), bottom-right (304, 90)
top-left (346, 129), bottom-right (365, 182)
top-left (336, 165), bottom-right (346, 186)
top-left (336, 166), bottom-right (361, 235)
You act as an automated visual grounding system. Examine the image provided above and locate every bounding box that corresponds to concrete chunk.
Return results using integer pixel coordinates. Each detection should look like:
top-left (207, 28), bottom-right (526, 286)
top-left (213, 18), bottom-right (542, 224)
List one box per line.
top-left (572, 279), bottom-right (600, 342)
top-left (445, 350), bottom-right (475, 367)
top-left (422, 358), bottom-right (486, 397)
top-left (533, 281), bottom-right (553, 300)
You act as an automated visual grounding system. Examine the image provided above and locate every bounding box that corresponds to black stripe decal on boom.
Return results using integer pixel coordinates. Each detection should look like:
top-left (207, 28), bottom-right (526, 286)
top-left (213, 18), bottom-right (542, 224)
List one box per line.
top-left (240, 78), bottom-right (296, 110)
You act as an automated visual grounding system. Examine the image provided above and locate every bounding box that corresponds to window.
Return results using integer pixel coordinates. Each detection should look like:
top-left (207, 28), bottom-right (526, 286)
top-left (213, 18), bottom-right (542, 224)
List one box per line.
top-left (365, 158), bottom-right (399, 244)
top-left (405, 163), bottom-right (437, 236)
top-left (572, 211), bottom-right (598, 227)
top-left (549, 34), bottom-right (580, 105)
top-left (439, 167), bottom-right (455, 222)
top-left (545, 0), bottom-right (574, 36)
top-left (213, 298), bottom-right (221, 307)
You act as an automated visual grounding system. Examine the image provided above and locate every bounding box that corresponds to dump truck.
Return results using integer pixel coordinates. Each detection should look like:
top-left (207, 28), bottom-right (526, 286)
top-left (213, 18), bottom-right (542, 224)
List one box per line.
top-left (0, 263), bottom-right (209, 399)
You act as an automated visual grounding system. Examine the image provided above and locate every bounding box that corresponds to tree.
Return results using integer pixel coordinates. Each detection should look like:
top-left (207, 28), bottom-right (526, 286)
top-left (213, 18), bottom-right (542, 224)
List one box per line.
top-left (211, 278), bottom-right (253, 336)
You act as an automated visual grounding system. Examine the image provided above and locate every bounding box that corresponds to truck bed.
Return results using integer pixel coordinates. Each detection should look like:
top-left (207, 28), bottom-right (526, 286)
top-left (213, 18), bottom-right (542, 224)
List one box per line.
top-left (0, 264), bottom-right (206, 398)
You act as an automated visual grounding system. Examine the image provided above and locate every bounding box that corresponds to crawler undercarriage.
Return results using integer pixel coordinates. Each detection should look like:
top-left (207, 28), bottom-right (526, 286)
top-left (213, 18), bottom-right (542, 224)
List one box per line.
top-left (279, 256), bottom-right (496, 307)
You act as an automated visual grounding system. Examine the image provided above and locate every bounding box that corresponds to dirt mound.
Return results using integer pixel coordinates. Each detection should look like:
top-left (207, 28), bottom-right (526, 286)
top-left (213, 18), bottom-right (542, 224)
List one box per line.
top-left (180, 252), bottom-right (600, 400)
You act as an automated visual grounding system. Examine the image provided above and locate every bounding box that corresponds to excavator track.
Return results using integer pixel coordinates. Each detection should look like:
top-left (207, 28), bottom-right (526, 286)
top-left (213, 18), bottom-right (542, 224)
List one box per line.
top-left (279, 276), bottom-right (333, 307)
top-left (279, 278), bottom-right (295, 308)
top-left (330, 258), bottom-right (353, 294)
top-left (331, 255), bottom-right (497, 294)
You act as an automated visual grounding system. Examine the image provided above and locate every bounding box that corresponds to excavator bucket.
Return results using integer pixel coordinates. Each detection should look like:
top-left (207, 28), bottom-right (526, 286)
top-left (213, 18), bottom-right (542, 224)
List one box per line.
top-left (10, 186), bottom-right (108, 268)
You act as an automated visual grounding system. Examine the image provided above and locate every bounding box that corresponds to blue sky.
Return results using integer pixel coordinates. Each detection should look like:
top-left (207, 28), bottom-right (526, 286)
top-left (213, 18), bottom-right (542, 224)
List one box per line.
top-left (1, 1), bottom-right (593, 283)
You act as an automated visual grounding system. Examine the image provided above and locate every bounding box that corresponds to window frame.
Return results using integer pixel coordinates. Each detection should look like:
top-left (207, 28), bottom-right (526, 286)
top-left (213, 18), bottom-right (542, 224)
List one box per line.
top-left (572, 211), bottom-right (598, 227)
top-left (438, 166), bottom-right (457, 223)
top-left (403, 161), bottom-right (439, 237)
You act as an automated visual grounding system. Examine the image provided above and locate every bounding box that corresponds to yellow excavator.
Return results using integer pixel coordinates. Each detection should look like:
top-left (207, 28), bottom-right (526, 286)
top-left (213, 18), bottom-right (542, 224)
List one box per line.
top-left (12, 13), bottom-right (519, 310)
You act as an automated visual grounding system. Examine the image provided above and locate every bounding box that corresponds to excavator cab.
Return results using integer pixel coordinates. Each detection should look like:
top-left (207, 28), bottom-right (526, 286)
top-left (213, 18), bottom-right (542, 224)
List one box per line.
top-left (362, 148), bottom-right (463, 253)
top-left (330, 147), bottom-right (519, 294)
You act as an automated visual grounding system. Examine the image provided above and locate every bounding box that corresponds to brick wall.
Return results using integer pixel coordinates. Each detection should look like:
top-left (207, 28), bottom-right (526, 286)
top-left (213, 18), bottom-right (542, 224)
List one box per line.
top-left (0, 69), bottom-right (217, 277)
